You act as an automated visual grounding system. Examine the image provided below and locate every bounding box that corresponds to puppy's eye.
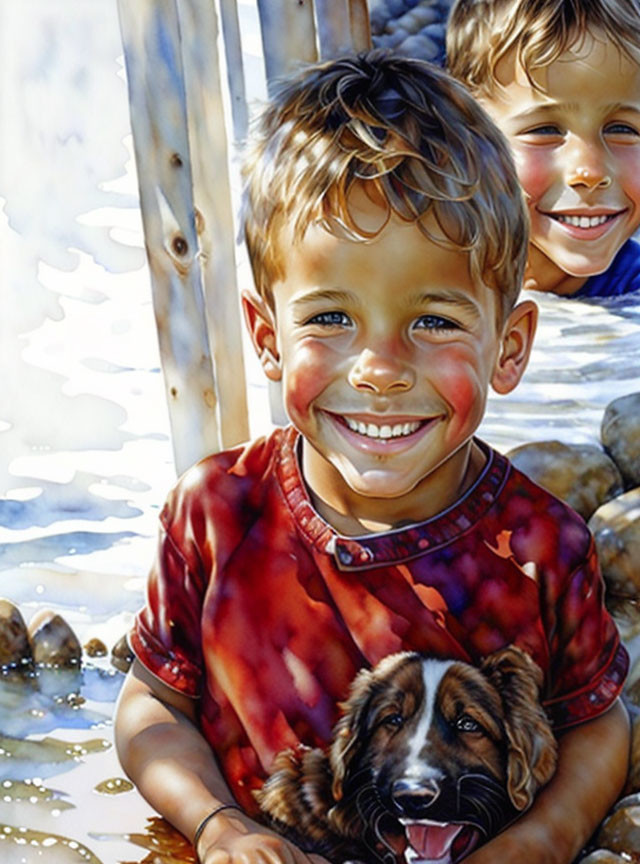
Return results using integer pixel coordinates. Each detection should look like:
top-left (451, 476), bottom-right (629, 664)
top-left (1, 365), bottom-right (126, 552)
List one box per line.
top-left (455, 714), bottom-right (483, 734)
top-left (381, 713), bottom-right (404, 729)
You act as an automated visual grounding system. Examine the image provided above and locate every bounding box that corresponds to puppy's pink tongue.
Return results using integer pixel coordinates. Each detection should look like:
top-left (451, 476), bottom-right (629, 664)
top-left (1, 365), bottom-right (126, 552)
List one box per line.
top-left (406, 823), bottom-right (463, 862)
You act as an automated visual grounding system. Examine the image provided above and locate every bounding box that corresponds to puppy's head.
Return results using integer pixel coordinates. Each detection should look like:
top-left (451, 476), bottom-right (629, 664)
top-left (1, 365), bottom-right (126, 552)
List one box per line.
top-left (329, 646), bottom-right (557, 863)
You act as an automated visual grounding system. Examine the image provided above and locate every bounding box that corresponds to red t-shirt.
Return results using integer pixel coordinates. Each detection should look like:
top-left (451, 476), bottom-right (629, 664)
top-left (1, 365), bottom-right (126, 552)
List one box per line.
top-left (131, 426), bottom-right (628, 812)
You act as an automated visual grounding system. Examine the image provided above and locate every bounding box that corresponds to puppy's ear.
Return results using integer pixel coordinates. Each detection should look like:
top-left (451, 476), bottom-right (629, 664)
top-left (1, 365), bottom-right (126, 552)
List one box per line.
top-left (329, 667), bottom-right (376, 802)
top-left (481, 646), bottom-right (558, 811)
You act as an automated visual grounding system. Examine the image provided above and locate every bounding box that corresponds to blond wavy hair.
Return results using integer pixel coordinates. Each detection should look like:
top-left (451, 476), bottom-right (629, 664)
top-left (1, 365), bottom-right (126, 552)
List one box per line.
top-left (242, 51), bottom-right (528, 318)
top-left (447, 0), bottom-right (640, 96)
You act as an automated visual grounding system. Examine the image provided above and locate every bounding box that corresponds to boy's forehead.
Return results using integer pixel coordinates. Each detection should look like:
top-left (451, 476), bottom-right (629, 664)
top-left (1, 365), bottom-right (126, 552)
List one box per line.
top-left (271, 213), bottom-right (501, 318)
top-left (493, 28), bottom-right (640, 94)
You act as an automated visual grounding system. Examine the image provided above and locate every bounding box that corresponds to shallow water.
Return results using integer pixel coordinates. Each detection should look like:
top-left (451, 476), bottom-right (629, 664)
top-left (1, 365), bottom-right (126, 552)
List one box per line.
top-left (1, 2), bottom-right (640, 863)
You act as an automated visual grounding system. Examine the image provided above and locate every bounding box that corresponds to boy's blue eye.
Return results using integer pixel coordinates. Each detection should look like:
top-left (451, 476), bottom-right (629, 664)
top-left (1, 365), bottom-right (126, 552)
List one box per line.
top-left (523, 124), bottom-right (563, 137)
top-left (604, 122), bottom-right (640, 136)
top-left (305, 311), bottom-right (352, 327)
top-left (413, 314), bottom-right (459, 331)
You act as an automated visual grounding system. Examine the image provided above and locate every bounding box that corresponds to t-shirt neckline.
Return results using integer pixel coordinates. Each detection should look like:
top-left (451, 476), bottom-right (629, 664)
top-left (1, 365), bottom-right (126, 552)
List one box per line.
top-left (275, 427), bottom-right (509, 570)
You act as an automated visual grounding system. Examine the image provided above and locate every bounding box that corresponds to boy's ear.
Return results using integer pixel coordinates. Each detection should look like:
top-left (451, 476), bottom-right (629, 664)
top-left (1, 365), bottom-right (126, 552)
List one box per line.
top-left (491, 299), bottom-right (538, 395)
top-left (241, 290), bottom-right (282, 381)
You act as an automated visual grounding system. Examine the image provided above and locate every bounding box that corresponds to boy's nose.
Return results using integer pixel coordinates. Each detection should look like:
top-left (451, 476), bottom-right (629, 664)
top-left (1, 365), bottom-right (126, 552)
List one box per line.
top-left (348, 348), bottom-right (415, 394)
top-left (568, 165), bottom-right (612, 190)
top-left (566, 141), bottom-right (612, 191)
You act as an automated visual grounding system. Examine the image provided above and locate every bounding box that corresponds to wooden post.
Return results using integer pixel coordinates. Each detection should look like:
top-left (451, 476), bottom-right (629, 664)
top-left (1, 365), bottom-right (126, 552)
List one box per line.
top-left (256, 0), bottom-right (318, 89)
top-left (177, 0), bottom-right (250, 449)
top-left (349, 0), bottom-right (372, 52)
top-left (219, 0), bottom-right (249, 142)
top-left (117, 0), bottom-right (249, 474)
top-left (314, 0), bottom-right (351, 57)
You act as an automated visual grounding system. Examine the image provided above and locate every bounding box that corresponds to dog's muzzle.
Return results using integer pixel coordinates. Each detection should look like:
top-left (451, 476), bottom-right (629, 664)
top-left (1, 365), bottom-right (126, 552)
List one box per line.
top-left (385, 774), bottom-right (516, 864)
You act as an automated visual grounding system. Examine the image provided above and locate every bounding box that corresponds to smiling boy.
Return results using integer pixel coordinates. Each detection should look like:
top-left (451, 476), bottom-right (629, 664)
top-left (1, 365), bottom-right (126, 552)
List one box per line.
top-left (447, 0), bottom-right (640, 297)
top-left (115, 53), bottom-right (629, 864)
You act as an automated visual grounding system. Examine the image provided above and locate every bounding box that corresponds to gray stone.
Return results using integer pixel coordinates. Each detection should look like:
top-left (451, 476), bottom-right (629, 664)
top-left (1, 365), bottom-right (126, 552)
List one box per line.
top-left (111, 633), bottom-right (134, 674)
top-left (597, 804), bottom-right (640, 855)
top-left (0, 599), bottom-right (32, 671)
top-left (28, 609), bottom-right (82, 668)
top-left (602, 393), bottom-right (640, 488)
top-left (579, 851), bottom-right (631, 863)
top-left (608, 596), bottom-right (640, 644)
top-left (507, 440), bottom-right (623, 520)
top-left (589, 488), bottom-right (640, 598)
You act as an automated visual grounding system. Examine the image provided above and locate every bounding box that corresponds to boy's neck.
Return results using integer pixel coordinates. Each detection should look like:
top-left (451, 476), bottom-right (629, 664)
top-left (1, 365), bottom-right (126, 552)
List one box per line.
top-left (525, 247), bottom-right (588, 297)
top-left (301, 438), bottom-right (487, 536)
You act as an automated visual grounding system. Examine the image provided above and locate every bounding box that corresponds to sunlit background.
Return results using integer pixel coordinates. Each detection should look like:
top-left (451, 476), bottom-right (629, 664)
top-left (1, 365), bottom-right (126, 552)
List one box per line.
top-left (1, 2), bottom-right (640, 862)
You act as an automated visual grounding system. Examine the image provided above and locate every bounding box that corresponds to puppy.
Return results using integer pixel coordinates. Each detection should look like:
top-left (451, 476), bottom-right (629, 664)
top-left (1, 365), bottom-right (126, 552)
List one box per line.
top-left (255, 646), bottom-right (557, 864)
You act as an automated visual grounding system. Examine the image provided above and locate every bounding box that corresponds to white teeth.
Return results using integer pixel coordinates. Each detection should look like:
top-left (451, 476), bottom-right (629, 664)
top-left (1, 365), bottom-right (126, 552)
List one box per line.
top-left (343, 418), bottom-right (423, 439)
top-left (554, 213), bottom-right (610, 228)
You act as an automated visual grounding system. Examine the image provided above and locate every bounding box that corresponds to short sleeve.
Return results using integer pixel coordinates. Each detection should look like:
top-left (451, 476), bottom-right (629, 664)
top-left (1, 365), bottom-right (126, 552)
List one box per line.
top-left (129, 517), bottom-right (206, 697)
top-left (543, 538), bottom-right (628, 730)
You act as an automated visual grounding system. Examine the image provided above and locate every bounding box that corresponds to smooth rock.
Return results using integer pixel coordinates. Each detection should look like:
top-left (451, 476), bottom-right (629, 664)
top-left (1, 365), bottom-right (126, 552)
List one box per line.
top-left (602, 393), bottom-right (640, 488)
top-left (111, 633), bottom-right (134, 673)
top-left (28, 610), bottom-right (82, 668)
top-left (506, 440), bottom-right (623, 520)
top-left (84, 637), bottom-right (108, 658)
top-left (607, 597), bottom-right (640, 643)
top-left (589, 489), bottom-right (640, 598)
top-left (0, 599), bottom-right (32, 670)
top-left (597, 804), bottom-right (640, 855)
top-left (579, 851), bottom-right (632, 863)
top-left (613, 793), bottom-right (640, 814)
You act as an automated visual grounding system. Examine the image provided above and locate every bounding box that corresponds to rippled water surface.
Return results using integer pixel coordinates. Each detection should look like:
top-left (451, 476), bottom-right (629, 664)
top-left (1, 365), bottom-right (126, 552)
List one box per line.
top-left (1, 3), bottom-right (639, 863)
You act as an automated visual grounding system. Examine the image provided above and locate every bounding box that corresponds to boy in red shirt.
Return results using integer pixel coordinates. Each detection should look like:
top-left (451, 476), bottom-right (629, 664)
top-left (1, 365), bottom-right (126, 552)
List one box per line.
top-left (115, 53), bottom-right (629, 864)
top-left (447, 0), bottom-right (640, 297)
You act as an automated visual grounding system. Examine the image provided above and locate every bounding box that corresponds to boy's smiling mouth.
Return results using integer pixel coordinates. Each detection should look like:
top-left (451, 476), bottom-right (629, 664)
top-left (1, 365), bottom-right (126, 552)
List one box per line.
top-left (323, 411), bottom-right (440, 448)
top-left (540, 207), bottom-right (626, 236)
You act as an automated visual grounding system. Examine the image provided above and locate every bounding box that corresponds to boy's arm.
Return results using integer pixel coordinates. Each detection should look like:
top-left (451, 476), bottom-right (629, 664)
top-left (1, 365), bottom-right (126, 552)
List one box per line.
top-left (115, 659), bottom-right (328, 864)
top-left (465, 698), bottom-right (630, 864)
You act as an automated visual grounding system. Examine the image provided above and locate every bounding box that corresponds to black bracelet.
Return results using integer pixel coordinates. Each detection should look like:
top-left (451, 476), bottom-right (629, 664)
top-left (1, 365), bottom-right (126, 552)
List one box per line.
top-left (194, 803), bottom-right (243, 860)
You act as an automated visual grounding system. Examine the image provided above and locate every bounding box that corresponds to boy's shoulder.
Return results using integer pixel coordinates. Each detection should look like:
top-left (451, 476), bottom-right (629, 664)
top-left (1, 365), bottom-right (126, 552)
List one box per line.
top-left (496, 450), bottom-right (595, 569)
top-left (160, 426), bottom-right (292, 541)
top-left (576, 237), bottom-right (640, 298)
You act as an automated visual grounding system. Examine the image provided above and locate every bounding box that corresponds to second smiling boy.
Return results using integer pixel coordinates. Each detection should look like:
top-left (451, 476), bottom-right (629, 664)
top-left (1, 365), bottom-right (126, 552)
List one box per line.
top-left (448, 0), bottom-right (640, 297)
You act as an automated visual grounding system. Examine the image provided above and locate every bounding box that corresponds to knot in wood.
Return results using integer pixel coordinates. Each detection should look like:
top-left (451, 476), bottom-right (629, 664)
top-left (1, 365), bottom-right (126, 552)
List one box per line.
top-left (171, 235), bottom-right (189, 257)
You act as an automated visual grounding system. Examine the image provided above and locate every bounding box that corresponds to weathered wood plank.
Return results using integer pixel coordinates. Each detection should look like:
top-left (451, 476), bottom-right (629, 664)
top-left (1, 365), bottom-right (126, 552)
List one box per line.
top-left (314, 0), bottom-right (351, 57)
top-left (117, 0), bottom-right (222, 473)
top-left (219, 0), bottom-right (249, 141)
top-left (177, 0), bottom-right (250, 449)
top-left (256, 0), bottom-right (317, 88)
top-left (349, 0), bottom-right (372, 51)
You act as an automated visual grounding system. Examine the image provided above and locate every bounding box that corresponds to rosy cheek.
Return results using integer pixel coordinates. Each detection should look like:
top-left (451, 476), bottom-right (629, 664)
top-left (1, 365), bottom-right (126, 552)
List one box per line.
top-left (617, 157), bottom-right (640, 214)
top-left (512, 147), bottom-right (554, 204)
top-left (431, 349), bottom-right (485, 427)
top-left (283, 343), bottom-right (336, 416)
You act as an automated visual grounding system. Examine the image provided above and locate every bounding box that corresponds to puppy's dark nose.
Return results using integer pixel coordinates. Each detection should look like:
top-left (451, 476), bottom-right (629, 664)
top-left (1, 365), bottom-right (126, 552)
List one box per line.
top-left (391, 778), bottom-right (441, 817)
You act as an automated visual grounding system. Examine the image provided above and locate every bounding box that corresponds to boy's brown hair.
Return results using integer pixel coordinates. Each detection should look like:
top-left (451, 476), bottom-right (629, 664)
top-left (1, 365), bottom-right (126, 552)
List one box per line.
top-left (242, 51), bottom-right (528, 318)
top-left (447, 0), bottom-right (640, 97)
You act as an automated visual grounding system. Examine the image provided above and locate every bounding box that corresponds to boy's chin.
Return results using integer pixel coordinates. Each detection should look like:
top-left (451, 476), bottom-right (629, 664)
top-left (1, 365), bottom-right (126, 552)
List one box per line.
top-left (331, 461), bottom-right (423, 501)
top-left (534, 241), bottom-right (620, 282)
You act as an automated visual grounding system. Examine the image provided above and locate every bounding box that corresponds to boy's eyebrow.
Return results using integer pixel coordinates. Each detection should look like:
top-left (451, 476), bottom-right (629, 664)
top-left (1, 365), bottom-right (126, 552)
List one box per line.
top-left (411, 291), bottom-right (483, 319)
top-left (291, 288), bottom-right (360, 308)
top-left (512, 102), bottom-right (640, 121)
top-left (510, 102), bottom-right (581, 120)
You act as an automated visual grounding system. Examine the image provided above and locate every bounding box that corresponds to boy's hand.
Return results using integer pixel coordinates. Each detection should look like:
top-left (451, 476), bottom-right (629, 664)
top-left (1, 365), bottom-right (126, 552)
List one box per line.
top-left (197, 807), bottom-right (329, 864)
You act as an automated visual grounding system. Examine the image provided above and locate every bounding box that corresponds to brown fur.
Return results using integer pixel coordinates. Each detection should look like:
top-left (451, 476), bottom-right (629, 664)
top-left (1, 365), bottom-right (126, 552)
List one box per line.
top-left (255, 646), bottom-right (557, 863)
